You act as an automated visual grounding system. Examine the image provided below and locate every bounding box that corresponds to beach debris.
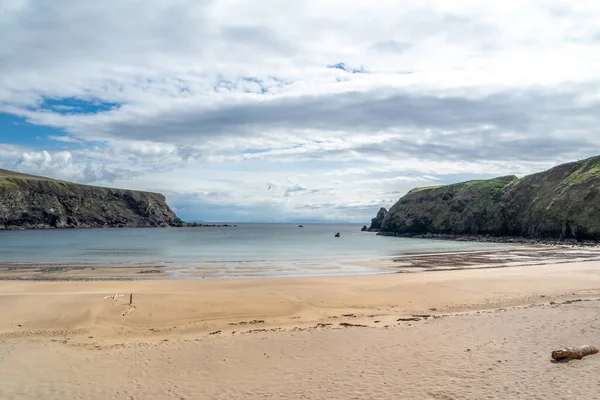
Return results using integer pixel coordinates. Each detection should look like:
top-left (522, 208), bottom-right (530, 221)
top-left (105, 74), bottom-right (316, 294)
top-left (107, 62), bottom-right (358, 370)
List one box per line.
top-left (342, 313), bottom-right (356, 317)
top-left (551, 345), bottom-right (599, 361)
top-left (315, 323), bottom-right (333, 328)
top-left (122, 306), bottom-right (135, 317)
top-left (209, 330), bottom-right (222, 335)
top-left (122, 294), bottom-right (136, 316)
top-left (243, 328), bottom-right (282, 334)
top-left (104, 294), bottom-right (124, 302)
top-left (229, 319), bottom-right (265, 326)
top-left (412, 314), bottom-right (431, 318)
top-left (397, 317), bottom-right (421, 322)
top-left (339, 322), bottom-right (367, 328)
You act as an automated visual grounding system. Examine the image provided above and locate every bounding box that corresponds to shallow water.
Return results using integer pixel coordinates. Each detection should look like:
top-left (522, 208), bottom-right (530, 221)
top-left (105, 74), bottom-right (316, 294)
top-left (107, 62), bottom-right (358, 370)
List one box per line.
top-left (0, 224), bottom-right (520, 278)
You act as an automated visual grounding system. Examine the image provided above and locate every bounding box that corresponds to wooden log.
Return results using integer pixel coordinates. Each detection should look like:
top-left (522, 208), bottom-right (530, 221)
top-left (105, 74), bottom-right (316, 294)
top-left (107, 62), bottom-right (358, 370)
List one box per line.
top-left (551, 345), bottom-right (599, 360)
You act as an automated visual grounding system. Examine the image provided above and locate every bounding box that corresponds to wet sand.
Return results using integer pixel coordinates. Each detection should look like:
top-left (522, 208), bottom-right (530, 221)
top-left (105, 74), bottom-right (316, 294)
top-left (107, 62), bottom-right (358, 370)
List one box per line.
top-left (2, 245), bottom-right (600, 280)
top-left (1, 261), bottom-right (600, 398)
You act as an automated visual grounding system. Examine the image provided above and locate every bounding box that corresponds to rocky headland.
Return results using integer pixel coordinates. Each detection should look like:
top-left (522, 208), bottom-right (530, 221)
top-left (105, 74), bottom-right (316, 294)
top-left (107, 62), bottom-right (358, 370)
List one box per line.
top-left (367, 156), bottom-right (600, 243)
top-left (0, 168), bottom-right (191, 230)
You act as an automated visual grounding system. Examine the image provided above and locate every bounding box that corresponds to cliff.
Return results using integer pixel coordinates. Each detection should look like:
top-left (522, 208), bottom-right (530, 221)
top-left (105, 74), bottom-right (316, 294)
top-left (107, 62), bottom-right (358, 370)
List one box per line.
top-left (0, 169), bottom-right (184, 229)
top-left (373, 156), bottom-right (600, 241)
top-left (368, 207), bottom-right (388, 231)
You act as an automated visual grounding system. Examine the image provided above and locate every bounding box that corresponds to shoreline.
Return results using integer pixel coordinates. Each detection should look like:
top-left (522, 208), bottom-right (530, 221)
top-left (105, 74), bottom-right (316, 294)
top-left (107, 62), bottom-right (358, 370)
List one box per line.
top-left (1, 244), bottom-right (600, 280)
top-left (0, 223), bottom-right (237, 230)
top-left (375, 230), bottom-right (600, 246)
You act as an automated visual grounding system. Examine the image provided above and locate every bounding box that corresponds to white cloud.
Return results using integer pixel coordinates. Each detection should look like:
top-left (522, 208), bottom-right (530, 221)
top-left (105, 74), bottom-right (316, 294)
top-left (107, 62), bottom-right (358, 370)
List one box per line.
top-left (1, 0), bottom-right (600, 221)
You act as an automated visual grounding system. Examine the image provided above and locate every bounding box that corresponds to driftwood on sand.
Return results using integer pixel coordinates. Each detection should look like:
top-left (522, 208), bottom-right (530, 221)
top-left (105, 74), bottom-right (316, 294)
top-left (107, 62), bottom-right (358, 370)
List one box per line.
top-left (551, 345), bottom-right (599, 361)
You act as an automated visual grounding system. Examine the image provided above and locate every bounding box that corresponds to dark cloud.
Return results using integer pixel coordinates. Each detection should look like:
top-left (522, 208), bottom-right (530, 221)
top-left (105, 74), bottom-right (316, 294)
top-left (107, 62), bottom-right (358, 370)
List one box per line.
top-left (80, 86), bottom-right (599, 149)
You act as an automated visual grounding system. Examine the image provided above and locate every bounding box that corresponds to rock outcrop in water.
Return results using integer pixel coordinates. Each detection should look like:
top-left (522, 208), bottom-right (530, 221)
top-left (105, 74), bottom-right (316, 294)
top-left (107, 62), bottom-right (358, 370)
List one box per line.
top-left (0, 169), bottom-right (184, 229)
top-left (370, 156), bottom-right (600, 242)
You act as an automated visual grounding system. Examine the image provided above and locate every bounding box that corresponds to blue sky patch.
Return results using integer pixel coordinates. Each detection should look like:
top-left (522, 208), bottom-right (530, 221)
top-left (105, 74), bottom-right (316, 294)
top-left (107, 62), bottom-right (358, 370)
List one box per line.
top-left (214, 77), bottom-right (271, 94)
top-left (0, 113), bottom-right (74, 149)
top-left (327, 62), bottom-right (366, 74)
top-left (38, 97), bottom-right (120, 115)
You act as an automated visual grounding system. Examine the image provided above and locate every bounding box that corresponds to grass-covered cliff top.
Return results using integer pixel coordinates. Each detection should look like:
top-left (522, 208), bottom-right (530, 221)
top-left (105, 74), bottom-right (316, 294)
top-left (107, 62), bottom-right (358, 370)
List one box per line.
top-left (0, 168), bottom-right (161, 196)
top-left (559, 156), bottom-right (600, 188)
top-left (0, 169), bottom-right (57, 181)
top-left (408, 175), bottom-right (518, 199)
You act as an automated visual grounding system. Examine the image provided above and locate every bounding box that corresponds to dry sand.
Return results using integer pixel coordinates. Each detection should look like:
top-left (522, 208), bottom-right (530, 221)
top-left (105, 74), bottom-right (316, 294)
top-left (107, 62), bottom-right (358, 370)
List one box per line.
top-left (2, 261), bottom-right (600, 399)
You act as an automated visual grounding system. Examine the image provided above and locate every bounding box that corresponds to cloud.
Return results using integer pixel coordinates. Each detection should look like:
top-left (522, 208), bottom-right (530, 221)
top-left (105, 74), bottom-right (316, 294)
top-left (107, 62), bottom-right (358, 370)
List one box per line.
top-left (2, 0), bottom-right (600, 221)
top-left (5, 150), bottom-right (136, 183)
top-left (327, 63), bottom-right (366, 74)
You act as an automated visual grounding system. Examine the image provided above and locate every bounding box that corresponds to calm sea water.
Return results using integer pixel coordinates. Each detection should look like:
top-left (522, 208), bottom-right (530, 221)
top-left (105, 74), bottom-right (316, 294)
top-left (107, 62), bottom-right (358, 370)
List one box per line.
top-left (0, 224), bottom-right (518, 278)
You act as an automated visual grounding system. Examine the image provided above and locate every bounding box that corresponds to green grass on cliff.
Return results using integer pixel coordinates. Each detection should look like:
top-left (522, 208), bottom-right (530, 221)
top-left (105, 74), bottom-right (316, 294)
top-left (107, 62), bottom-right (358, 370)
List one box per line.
top-left (0, 168), bottom-right (162, 197)
top-left (410, 175), bottom-right (518, 202)
top-left (559, 157), bottom-right (600, 188)
top-left (461, 176), bottom-right (518, 202)
top-left (410, 185), bottom-right (444, 192)
top-left (0, 169), bottom-right (56, 181)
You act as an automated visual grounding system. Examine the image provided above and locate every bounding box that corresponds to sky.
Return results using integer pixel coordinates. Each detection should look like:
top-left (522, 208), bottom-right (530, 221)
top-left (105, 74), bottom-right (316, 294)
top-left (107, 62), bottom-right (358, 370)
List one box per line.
top-left (1, 0), bottom-right (600, 222)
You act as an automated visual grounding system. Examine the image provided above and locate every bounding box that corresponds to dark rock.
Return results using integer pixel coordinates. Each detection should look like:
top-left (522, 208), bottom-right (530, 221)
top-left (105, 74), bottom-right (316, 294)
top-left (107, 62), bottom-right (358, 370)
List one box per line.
top-left (361, 225), bottom-right (368, 231)
top-left (368, 207), bottom-right (388, 231)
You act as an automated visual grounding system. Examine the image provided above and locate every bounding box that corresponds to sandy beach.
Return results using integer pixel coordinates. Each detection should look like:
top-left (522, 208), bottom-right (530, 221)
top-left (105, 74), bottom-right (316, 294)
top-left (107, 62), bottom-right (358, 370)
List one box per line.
top-left (2, 260), bottom-right (600, 399)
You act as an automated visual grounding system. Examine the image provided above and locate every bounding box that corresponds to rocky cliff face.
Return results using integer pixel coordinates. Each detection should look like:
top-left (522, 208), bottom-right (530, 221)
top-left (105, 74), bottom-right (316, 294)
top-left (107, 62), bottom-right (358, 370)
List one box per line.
top-left (498, 157), bottom-right (600, 240)
top-left (368, 207), bottom-right (388, 231)
top-left (0, 169), bottom-right (184, 229)
top-left (373, 156), bottom-right (600, 241)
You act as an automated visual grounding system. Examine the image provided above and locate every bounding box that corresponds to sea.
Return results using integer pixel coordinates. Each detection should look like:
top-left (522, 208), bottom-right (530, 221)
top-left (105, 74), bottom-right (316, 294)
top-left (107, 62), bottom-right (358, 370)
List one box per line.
top-left (0, 224), bottom-right (519, 278)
